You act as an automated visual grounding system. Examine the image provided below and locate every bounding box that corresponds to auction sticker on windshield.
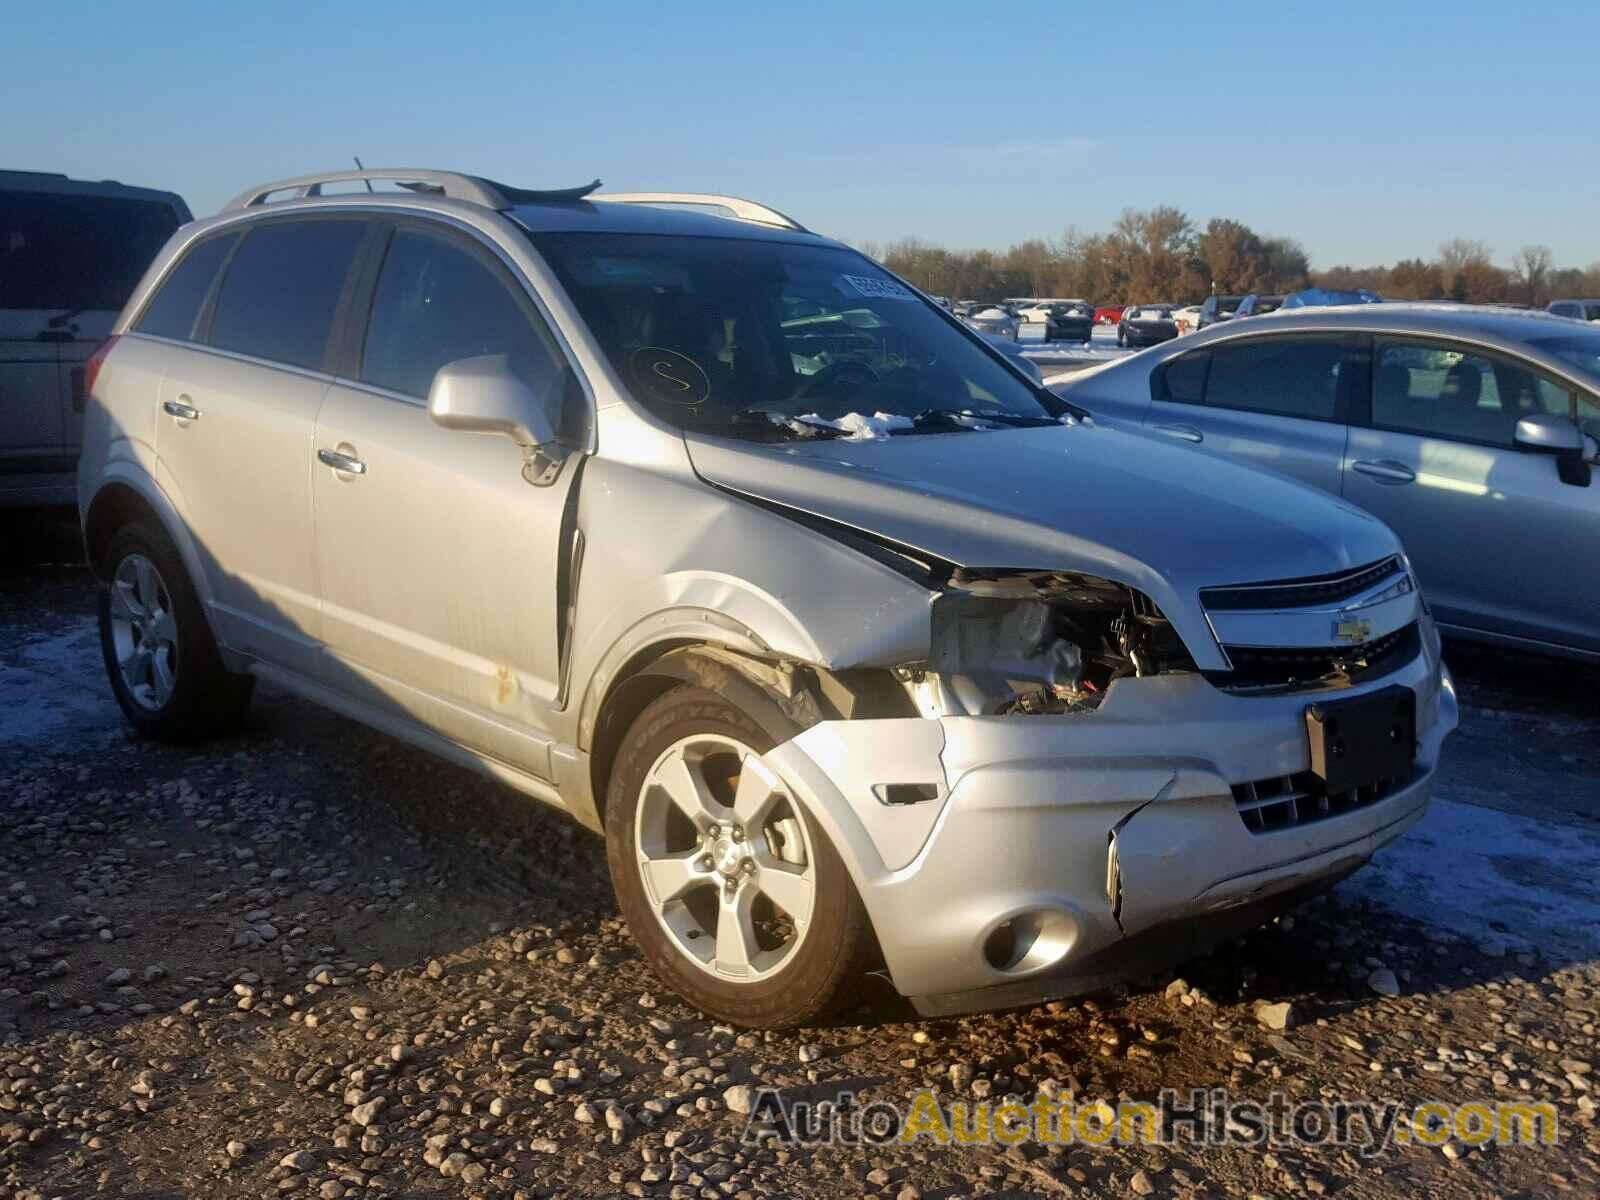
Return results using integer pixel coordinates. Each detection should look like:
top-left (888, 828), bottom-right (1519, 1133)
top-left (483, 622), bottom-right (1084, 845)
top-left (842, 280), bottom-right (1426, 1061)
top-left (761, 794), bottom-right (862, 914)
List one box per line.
top-left (839, 274), bottom-right (915, 300)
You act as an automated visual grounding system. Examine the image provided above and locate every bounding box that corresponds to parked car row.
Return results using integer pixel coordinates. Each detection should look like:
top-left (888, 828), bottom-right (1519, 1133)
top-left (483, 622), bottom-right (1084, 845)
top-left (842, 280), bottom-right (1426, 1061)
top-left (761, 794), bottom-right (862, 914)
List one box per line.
top-left (1061, 304), bottom-right (1600, 662)
top-left (953, 298), bottom-right (1095, 344)
top-left (74, 168), bottom-right (1459, 1029)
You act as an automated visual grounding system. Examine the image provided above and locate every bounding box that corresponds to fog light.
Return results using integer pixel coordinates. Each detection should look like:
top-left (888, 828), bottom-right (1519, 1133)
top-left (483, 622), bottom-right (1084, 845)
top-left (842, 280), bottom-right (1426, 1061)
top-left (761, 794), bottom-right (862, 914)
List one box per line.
top-left (981, 908), bottom-right (1078, 974)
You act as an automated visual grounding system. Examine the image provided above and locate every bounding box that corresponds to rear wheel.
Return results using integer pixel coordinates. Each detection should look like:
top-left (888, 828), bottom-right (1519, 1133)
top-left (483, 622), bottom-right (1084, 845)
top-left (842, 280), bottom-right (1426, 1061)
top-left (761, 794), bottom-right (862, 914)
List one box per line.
top-left (97, 522), bottom-right (253, 742)
top-left (605, 686), bottom-right (876, 1028)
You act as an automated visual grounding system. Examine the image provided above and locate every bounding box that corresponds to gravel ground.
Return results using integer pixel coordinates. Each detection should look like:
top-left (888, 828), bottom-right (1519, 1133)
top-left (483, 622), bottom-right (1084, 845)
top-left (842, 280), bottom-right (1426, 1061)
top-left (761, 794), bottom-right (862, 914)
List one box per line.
top-left (2, 513), bottom-right (1598, 1199)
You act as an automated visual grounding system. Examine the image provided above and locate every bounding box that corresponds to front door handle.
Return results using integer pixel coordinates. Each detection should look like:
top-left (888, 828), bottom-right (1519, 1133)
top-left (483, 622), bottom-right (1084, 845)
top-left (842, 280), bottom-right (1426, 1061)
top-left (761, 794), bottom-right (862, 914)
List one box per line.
top-left (317, 448), bottom-right (366, 476)
top-left (162, 398), bottom-right (200, 422)
top-left (1151, 422), bottom-right (1203, 443)
top-left (1351, 459), bottom-right (1416, 485)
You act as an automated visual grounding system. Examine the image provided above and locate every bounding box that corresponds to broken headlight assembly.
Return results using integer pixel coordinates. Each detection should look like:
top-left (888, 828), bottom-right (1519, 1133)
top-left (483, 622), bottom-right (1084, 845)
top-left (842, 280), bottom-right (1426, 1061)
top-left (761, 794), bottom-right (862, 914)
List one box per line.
top-left (901, 569), bottom-right (1197, 717)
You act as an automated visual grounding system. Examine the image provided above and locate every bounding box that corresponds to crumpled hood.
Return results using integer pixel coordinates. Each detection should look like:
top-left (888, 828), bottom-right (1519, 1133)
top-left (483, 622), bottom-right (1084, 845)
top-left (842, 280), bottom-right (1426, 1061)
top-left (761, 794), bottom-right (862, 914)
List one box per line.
top-left (686, 423), bottom-right (1399, 669)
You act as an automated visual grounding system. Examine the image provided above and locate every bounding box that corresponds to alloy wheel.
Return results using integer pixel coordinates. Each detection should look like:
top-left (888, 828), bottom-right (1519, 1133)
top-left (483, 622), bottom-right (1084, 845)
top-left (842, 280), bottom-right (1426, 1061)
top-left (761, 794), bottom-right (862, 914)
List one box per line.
top-left (633, 734), bottom-right (816, 982)
top-left (108, 553), bottom-right (178, 710)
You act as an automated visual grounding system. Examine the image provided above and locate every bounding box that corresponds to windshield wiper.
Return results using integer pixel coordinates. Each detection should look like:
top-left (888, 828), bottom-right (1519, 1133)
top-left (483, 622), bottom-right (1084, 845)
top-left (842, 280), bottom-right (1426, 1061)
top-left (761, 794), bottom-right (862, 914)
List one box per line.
top-left (913, 409), bottom-right (1060, 430)
top-left (711, 409), bottom-right (847, 440)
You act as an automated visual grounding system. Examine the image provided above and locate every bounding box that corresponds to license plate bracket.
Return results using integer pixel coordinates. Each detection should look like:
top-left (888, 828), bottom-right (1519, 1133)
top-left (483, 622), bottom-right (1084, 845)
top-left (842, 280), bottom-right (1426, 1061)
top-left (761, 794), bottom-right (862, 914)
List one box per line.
top-left (1304, 685), bottom-right (1415, 794)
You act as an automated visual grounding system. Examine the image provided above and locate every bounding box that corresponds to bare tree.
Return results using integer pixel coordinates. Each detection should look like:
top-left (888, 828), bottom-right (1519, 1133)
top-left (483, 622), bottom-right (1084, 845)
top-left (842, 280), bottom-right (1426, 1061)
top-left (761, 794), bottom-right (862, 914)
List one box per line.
top-left (1512, 245), bottom-right (1553, 306)
top-left (1437, 238), bottom-right (1494, 272)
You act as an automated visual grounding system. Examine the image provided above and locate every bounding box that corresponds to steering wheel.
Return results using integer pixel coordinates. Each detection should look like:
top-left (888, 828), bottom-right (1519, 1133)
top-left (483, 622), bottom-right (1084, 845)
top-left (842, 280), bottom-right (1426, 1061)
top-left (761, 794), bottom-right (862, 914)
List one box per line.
top-left (795, 360), bottom-right (880, 400)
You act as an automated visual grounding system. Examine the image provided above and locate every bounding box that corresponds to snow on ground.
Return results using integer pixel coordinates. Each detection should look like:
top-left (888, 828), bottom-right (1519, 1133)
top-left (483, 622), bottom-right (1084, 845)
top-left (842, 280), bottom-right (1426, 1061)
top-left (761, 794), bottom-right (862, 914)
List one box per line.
top-left (0, 620), bottom-right (120, 746)
top-left (1342, 797), bottom-right (1600, 961)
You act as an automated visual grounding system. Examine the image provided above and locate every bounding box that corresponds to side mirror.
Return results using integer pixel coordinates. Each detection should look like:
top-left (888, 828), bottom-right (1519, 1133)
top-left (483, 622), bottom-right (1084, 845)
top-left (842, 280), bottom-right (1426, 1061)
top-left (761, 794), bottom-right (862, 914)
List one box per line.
top-left (1514, 413), bottom-right (1591, 487)
top-left (428, 354), bottom-right (560, 447)
top-left (1513, 412), bottom-right (1584, 455)
top-left (428, 355), bottom-right (569, 483)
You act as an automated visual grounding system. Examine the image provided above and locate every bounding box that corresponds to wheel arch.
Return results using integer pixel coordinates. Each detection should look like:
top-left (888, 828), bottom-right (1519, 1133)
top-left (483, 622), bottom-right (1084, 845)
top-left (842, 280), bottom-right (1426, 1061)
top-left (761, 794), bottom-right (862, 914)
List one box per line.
top-left (582, 640), bottom-right (831, 834)
top-left (82, 470), bottom-right (226, 647)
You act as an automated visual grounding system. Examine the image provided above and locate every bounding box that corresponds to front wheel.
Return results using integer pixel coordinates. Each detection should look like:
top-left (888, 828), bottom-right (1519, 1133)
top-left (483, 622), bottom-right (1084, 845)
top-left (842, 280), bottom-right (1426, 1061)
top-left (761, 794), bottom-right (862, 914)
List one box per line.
top-left (605, 686), bottom-right (876, 1028)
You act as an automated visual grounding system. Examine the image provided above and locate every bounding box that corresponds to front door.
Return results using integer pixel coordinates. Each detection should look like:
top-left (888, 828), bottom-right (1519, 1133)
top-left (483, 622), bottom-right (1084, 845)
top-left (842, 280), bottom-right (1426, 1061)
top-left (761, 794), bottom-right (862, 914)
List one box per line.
top-left (1343, 337), bottom-right (1600, 653)
top-left (311, 222), bottom-right (585, 777)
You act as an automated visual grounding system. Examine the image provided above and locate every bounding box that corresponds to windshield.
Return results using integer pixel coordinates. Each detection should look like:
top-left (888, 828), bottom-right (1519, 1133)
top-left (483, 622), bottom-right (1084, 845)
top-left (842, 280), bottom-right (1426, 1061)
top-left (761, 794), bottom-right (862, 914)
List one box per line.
top-left (532, 232), bottom-right (1060, 438)
top-left (1529, 331), bottom-right (1600, 390)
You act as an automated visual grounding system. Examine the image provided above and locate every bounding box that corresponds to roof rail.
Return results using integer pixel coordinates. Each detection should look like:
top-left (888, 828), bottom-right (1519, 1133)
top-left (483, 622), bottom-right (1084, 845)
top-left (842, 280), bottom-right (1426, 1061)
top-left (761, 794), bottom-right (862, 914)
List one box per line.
top-left (590, 192), bottom-right (808, 233)
top-left (222, 169), bottom-right (601, 213)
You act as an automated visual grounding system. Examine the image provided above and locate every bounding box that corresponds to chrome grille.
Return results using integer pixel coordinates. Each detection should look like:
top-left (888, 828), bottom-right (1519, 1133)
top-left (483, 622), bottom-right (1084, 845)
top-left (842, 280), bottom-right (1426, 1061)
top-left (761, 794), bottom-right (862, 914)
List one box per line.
top-left (1217, 622), bottom-right (1420, 691)
top-left (1199, 556), bottom-right (1404, 612)
top-left (1232, 769), bottom-right (1411, 835)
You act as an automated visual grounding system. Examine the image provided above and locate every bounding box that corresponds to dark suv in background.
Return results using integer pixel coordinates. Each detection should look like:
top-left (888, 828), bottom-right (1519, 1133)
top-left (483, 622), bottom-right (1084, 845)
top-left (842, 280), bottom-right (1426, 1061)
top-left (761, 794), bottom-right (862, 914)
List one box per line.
top-left (1197, 294), bottom-right (1244, 329)
top-left (1, 171), bottom-right (189, 507)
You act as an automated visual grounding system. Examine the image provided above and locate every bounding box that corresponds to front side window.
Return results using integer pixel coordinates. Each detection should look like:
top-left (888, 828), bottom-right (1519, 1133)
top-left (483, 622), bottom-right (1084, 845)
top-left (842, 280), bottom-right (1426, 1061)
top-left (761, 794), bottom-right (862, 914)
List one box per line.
top-left (135, 233), bottom-right (237, 342)
top-left (1373, 341), bottom-right (1569, 447)
top-left (531, 232), bottom-right (1060, 438)
top-left (1203, 335), bottom-right (1349, 421)
top-left (0, 191), bottom-right (179, 312)
top-left (208, 220), bottom-right (367, 370)
top-left (362, 226), bottom-right (564, 402)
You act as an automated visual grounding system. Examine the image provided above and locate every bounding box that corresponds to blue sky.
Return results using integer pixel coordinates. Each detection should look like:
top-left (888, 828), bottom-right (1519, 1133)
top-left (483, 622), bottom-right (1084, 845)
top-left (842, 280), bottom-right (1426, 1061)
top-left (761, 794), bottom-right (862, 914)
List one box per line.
top-left (8, 1), bottom-right (1596, 269)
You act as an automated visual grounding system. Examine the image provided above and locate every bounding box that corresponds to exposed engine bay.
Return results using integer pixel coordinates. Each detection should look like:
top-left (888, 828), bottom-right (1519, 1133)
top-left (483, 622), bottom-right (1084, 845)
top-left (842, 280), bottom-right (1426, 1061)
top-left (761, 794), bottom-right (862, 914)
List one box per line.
top-left (902, 569), bottom-right (1197, 717)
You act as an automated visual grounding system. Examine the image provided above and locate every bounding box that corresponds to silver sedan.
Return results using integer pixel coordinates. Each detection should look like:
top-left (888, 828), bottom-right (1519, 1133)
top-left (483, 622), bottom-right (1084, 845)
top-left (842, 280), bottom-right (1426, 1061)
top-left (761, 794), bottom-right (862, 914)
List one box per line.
top-left (1058, 304), bottom-right (1600, 662)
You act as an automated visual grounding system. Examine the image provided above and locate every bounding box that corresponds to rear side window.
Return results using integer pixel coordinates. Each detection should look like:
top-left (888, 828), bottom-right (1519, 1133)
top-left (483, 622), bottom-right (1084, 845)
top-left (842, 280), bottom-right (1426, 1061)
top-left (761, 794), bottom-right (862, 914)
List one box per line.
top-left (0, 190), bottom-right (180, 311)
top-left (1203, 335), bottom-right (1350, 421)
top-left (208, 220), bottom-right (366, 370)
top-left (1154, 349), bottom-right (1209, 404)
top-left (361, 226), bottom-right (563, 401)
top-left (134, 234), bottom-right (236, 341)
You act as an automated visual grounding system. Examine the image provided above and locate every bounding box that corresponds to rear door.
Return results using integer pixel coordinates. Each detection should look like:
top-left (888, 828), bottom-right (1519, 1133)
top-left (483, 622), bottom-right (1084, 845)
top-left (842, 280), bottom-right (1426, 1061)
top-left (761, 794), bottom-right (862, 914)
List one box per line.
top-left (152, 216), bottom-right (370, 676)
top-left (1144, 333), bottom-right (1358, 494)
top-left (1343, 338), bottom-right (1600, 652)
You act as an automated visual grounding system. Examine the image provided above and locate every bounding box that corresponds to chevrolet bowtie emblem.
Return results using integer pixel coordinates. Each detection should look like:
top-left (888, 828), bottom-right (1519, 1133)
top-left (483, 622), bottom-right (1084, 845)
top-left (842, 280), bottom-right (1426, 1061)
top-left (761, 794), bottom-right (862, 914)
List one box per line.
top-left (1333, 618), bottom-right (1372, 644)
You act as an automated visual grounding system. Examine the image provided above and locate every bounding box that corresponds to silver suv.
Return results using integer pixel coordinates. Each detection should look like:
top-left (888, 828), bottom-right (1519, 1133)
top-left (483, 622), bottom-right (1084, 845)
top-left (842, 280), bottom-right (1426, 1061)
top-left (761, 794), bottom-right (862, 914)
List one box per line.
top-left (78, 169), bottom-right (1456, 1027)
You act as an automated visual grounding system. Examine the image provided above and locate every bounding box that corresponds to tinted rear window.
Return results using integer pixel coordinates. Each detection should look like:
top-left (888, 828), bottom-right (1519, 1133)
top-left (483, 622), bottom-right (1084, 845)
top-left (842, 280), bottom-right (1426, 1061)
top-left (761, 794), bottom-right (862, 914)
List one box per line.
top-left (134, 233), bottom-right (237, 342)
top-left (208, 220), bottom-right (366, 370)
top-left (1205, 336), bottom-right (1349, 421)
top-left (0, 190), bottom-right (180, 311)
top-left (1156, 350), bottom-right (1209, 403)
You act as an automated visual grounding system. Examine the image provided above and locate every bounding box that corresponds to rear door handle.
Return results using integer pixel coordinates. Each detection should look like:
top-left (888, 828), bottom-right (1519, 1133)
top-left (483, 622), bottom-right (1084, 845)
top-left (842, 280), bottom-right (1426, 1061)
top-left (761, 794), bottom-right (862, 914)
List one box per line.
top-left (317, 448), bottom-right (366, 476)
top-left (1352, 459), bottom-right (1416, 485)
top-left (1151, 422), bottom-right (1203, 443)
top-left (162, 398), bottom-right (200, 421)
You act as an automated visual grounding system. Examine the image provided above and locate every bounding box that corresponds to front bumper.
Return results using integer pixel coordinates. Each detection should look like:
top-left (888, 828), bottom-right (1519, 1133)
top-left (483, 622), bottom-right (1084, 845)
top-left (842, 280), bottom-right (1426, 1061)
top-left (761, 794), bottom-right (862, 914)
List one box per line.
top-left (765, 647), bottom-right (1456, 1014)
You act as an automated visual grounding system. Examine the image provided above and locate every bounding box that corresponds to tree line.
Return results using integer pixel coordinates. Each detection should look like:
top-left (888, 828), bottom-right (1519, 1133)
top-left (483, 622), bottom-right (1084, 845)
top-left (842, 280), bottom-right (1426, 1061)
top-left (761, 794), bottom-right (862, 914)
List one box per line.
top-left (856, 210), bottom-right (1594, 308)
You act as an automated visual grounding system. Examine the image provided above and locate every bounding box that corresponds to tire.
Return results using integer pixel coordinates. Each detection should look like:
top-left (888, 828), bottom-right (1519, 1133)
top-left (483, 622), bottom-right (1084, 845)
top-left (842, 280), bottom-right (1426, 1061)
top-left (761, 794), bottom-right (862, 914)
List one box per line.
top-left (97, 521), bottom-right (253, 742)
top-left (605, 685), bottom-right (876, 1028)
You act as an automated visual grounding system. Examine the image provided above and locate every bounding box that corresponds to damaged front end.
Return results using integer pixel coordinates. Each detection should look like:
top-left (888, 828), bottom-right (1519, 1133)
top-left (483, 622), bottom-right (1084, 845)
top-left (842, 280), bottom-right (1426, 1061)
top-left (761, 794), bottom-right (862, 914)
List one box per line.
top-left (899, 568), bottom-right (1198, 718)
